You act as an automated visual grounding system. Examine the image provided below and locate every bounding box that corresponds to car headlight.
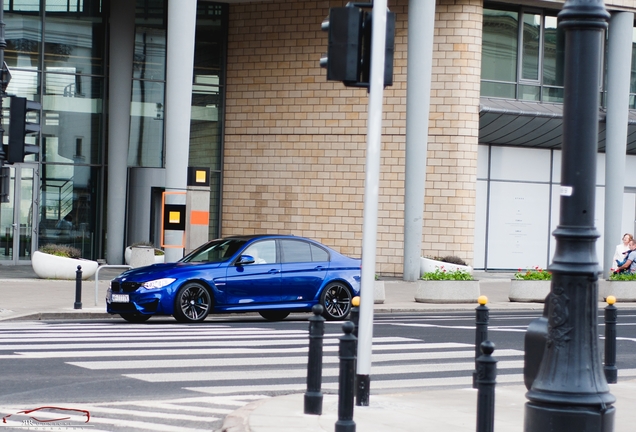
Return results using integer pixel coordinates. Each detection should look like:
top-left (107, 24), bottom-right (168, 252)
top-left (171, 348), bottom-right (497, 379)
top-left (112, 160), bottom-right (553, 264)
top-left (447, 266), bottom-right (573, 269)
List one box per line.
top-left (142, 278), bottom-right (176, 289)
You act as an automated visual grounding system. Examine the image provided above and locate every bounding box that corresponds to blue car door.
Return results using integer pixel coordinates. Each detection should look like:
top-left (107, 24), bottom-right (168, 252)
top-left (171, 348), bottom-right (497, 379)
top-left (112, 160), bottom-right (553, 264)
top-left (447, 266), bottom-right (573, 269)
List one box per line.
top-left (279, 239), bottom-right (330, 302)
top-left (222, 240), bottom-right (282, 305)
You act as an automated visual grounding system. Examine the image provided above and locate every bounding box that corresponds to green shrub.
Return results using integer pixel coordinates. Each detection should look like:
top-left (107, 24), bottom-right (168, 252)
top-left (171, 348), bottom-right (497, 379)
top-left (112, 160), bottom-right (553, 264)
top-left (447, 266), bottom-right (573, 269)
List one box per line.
top-left (514, 267), bottom-right (552, 280)
top-left (609, 272), bottom-right (636, 281)
top-left (40, 244), bottom-right (81, 259)
top-left (421, 267), bottom-right (473, 281)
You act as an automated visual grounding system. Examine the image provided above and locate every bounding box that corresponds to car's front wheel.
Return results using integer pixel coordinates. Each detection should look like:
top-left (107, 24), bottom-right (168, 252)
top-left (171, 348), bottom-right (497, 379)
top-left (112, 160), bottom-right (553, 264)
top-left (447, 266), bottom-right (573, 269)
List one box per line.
top-left (173, 282), bottom-right (212, 323)
top-left (120, 313), bottom-right (151, 323)
top-left (259, 311), bottom-right (290, 321)
top-left (320, 282), bottom-right (352, 320)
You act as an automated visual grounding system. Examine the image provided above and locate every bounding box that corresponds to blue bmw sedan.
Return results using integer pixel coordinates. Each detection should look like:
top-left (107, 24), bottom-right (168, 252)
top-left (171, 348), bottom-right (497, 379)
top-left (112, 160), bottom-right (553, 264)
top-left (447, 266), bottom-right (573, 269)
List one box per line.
top-left (106, 235), bottom-right (361, 323)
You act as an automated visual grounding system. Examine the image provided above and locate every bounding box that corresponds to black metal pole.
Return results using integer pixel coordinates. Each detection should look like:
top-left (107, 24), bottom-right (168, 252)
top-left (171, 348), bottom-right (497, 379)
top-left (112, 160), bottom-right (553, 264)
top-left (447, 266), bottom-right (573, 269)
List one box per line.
top-left (0, 0), bottom-right (6, 196)
top-left (74, 265), bottom-right (82, 309)
top-left (473, 295), bottom-right (489, 389)
top-left (335, 321), bottom-right (356, 432)
top-left (604, 295), bottom-right (617, 384)
top-left (304, 304), bottom-right (325, 415)
top-left (524, 1), bottom-right (615, 431)
top-left (476, 341), bottom-right (497, 432)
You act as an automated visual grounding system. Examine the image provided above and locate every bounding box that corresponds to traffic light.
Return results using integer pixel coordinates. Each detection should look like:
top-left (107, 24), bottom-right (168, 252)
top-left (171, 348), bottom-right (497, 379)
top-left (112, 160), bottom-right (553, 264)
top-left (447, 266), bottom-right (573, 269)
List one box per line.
top-left (320, 7), bottom-right (364, 85)
top-left (320, 5), bottom-right (395, 88)
top-left (7, 96), bottom-right (41, 164)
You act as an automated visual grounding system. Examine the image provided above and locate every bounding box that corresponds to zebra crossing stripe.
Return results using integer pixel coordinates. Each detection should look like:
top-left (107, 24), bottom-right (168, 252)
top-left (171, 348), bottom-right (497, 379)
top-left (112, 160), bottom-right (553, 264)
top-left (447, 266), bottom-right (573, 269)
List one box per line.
top-left (123, 360), bottom-right (525, 383)
top-left (9, 342), bottom-right (474, 359)
top-left (67, 349), bottom-right (524, 370)
top-left (0, 336), bottom-right (413, 351)
top-left (79, 405), bottom-right (221, 423)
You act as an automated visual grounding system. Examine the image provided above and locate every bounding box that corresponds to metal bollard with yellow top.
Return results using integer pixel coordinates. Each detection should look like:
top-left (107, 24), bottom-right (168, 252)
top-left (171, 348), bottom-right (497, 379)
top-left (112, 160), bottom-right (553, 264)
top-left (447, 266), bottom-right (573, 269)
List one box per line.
top-left (473, 295), bottom-right (489, 388)
top-left (604, 295), bottom-right (618, 384)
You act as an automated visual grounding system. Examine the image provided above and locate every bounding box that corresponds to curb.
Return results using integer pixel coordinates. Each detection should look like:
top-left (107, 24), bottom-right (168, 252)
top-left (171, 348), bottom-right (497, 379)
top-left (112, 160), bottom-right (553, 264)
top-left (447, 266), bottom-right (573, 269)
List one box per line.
top-left (217, 398), bottom-right (270, 432)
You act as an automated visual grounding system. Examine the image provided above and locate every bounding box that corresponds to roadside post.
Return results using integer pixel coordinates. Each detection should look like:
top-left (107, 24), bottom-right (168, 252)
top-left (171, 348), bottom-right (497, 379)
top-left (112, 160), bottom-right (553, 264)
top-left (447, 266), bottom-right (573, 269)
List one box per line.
top-left (304, 304), bottom-right (325, 415)
top-left (604, 295), bottom-right (618, 384)
top-left (473, 295), bottom-right (489, 388)
top-left (74, 265), bottom-right (83, 309)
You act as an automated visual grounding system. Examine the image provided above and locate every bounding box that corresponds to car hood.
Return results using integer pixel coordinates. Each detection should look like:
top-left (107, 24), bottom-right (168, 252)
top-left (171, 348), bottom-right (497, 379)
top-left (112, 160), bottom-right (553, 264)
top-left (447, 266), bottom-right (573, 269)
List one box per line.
top-left (113, 262), bottom-right (222, 282)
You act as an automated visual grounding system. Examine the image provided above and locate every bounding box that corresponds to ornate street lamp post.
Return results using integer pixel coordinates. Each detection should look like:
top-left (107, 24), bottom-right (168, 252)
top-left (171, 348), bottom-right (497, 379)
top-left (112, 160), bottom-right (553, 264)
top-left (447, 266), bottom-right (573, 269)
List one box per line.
top-left (524, 1), bottom-right (615, 431)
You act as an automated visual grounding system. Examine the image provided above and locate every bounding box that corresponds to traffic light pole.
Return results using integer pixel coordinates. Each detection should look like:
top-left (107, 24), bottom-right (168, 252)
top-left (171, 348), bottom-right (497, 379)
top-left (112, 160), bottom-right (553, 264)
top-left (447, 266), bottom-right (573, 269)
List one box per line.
top-left (524, 1), bottom-right (615, 431)
top-left (356, 0), bottom-right (387, 406)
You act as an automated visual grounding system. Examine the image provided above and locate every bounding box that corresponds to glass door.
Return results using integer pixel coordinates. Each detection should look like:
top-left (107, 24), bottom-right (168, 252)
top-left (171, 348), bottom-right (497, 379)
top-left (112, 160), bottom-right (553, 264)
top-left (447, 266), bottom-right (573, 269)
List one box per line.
top-left (0, 164), bottom-right (38, 264)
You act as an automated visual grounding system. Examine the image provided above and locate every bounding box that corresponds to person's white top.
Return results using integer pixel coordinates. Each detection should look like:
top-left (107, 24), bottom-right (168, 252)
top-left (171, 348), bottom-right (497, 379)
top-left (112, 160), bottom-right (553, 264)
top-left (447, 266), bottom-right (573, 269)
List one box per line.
top-left (614, 243), bottom-right (629, 265)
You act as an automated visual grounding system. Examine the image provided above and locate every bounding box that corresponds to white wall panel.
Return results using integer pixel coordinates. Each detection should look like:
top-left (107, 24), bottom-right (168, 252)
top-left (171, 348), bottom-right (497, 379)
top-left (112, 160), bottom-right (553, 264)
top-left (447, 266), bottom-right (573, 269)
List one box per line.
top-left (474, 180), bottom-right (488, 268)
top-left (490, 146), bottom-right (551, 182)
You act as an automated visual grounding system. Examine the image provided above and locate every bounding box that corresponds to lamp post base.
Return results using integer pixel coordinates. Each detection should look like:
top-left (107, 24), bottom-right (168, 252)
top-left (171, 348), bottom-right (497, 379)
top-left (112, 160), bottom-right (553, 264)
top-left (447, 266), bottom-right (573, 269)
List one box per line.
top-left (525, 402), bottom-right (615, 432)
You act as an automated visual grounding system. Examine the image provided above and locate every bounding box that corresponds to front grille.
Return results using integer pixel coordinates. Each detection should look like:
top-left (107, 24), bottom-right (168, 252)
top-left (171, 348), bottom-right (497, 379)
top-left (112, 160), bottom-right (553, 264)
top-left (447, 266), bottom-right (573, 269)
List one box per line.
top-left (111, 281), bottom-right (143, 293)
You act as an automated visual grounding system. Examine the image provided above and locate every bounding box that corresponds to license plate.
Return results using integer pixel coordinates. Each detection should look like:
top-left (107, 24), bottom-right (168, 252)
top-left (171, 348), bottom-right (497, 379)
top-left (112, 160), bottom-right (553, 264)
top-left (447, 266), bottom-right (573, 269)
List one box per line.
top-left (111, 293), bottom-right (129, 303)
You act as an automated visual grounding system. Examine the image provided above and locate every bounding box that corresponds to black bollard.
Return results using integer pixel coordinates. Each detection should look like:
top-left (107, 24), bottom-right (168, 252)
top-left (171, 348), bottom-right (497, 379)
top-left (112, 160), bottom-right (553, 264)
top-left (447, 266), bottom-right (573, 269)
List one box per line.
top-left (604, 295), bottom-right (618, 384)
top-left (74, 265), bottom-right (82, 309)
top-left (473, 295), bottom-right (489, 388)
top-left (335, 321), bottom-right (356, 432)
top-left (304, 304), bottom-right (325, 415)
top-left (476, 340), bottom-right (497, 432)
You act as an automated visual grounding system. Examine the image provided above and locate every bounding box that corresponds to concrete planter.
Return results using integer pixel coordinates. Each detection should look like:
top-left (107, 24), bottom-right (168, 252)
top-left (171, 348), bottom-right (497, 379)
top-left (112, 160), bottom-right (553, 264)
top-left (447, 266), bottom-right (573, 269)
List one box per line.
top-left (32, 251), bottom-right (98, 280)
top-left (124, 246), bottom-right (165, 266)
top-left (420, 257), bottom-right (473, 276)
top-left (509, 280), bottom-right (551, 303)
top-left (599, 279), bottom-right (636, 302)
top-left (414, 280), bottom-right (480, 304)
top-left (374, 280), bottom-right (385, 304)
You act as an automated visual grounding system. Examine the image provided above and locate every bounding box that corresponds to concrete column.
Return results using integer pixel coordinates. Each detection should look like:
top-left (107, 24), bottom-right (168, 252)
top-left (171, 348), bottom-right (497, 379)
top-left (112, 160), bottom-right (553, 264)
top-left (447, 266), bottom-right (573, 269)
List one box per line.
top-left (603, 12), bottom-right (633, 278)
top-left (106, 0), bottom-right (135, 264)
top-left (403, 0), bottom-right (435, 281)
top-left (164, 0), bottom-right (197, 262)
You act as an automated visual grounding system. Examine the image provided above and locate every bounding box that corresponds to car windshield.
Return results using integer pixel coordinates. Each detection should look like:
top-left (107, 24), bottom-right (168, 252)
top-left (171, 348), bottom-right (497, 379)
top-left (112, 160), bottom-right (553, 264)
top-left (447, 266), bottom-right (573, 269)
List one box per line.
top-left (180, 239), bottom-right (247, 263)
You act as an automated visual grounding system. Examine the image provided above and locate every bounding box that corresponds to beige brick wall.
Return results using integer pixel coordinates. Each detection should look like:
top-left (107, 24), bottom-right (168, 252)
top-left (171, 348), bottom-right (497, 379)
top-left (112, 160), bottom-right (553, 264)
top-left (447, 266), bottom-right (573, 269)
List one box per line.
top-left (425, 0), bottom-right (482, 263)
top-left (223, 0), bottom-right (481, 276)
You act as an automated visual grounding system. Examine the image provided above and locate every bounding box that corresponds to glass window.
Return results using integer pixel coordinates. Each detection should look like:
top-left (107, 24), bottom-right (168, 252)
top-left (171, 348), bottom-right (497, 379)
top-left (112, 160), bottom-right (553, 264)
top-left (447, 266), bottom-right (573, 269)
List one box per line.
top-left (38, 165), bottom-right (101, 259)
top-left (41, 73), bottom-right (103, 164)
top-left (128, 79), bottom-right (165, 167)
top-left (481, 9), bottom-right (518, 83)
top-left (43, 16), bottom-right (104, 75)
top-left (281, 240), bottom-right (330, 263)
top-left (521, 13), bottom-right (540, 81)
top-left (244, 240), bottom-right (277, 264)
top-left (4, 13), bottom-right (42, 69)
top-left (543, 15), bottom-right (562, 87)
top-left (133, 27), bottom-right (166, 81)
top-left (631, 28), bottom-right (636, 108)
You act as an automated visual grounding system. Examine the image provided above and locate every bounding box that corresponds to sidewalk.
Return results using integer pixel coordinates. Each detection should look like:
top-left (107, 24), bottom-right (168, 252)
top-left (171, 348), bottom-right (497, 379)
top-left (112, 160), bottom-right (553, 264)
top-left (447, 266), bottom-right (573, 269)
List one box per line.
top-left (0, 265), bottom-right (634, 431)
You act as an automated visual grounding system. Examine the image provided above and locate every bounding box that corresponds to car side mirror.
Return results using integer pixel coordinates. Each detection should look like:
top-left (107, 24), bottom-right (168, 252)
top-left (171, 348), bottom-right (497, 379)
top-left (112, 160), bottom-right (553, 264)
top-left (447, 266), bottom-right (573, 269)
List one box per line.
top-left (237, 255), bottom-right (255, 265)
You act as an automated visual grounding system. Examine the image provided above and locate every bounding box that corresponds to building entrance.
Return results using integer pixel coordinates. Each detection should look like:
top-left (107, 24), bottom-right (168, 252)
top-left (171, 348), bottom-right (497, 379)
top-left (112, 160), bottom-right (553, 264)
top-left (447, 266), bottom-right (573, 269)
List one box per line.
top-left (0, 164), bottom-right (38, 265)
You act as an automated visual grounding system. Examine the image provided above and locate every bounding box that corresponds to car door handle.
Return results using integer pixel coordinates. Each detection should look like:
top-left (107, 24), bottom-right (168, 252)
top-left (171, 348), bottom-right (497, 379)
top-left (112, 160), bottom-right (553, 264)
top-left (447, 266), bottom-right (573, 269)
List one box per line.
top-left (268, 269), bottom-right (280, 274)
top-left (314, 266), bottom-right (325, 271)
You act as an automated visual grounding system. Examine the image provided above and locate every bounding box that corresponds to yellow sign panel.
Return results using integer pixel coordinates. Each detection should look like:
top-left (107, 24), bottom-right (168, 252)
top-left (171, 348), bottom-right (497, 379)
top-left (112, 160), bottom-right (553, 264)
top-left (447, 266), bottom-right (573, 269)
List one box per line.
top-left (196, 170), bottom-right (207, 183)
top-left (169, 211), bottom-right (181, 224)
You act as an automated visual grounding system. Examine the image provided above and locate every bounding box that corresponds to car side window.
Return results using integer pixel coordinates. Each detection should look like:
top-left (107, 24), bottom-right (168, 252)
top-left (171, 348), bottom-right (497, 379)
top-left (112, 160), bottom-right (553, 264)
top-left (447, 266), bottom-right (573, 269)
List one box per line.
top-left (281, 240), bottom-right (329, 263)
top-left (242, 240), bottom-right (277, 264)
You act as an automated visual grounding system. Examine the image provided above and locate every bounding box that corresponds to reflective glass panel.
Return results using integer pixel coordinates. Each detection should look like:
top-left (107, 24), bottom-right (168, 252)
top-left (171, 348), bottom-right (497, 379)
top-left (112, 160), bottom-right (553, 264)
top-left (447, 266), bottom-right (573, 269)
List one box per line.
top-left (481, 9), bottom-right (518, 82)
top-left (631, 28), bottom-right (636, 96)
top-left (41, 73), bottom-right (103, 164)
top-left (4, 13), bottom-right (42, 69)
top-left (521, 13), bottom-right (540, 81)
top-left (43, 15), bottom-right (104, 75)
top-left (133, 27), bottom-right (166, 81)
top-left (128, 79), bottom-right (164, 167)
top-left (543, 15), bottom-right (562, 87)
top-left (480, 81), bottom-right (516, 99)
top-left (519, 84), bottom-right (540, 101)
top-left (39, 165), bottom-right (100, 259)
top-left (194, 3), bottom-right (225, 82)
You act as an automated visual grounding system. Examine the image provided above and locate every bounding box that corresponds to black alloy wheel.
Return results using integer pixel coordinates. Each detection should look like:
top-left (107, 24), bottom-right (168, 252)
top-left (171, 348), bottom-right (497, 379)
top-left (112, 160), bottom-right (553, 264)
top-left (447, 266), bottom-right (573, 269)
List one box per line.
top-left (120, 313), bottom-right (151, 323)
top-left (320, 282), bottom-right (352, 320)
top-left (259, 311), bottom-right (290, 321)
top-left (173, 282), bottom-right (212, 323)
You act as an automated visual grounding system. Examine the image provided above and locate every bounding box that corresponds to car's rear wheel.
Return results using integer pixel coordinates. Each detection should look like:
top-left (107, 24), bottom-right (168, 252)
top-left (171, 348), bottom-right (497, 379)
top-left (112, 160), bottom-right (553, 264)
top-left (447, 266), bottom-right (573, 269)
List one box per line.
top-left (259, 311), bottom-right (290, 321)
top-left (120, 313), bottom-right (151, 323)
top-left (173, 282), bottom-right (212, 323)
top-left (320, 282), bottom-right (352, 320)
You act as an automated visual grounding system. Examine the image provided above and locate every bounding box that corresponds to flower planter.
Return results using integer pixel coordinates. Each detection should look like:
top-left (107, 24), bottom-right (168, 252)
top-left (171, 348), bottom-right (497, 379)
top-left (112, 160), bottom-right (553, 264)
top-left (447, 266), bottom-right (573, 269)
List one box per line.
top-left (509, 280), bottom-right (551, 303)
top-left (125, 246), bottom-right (165, 266)
top-left (420, 257), bottom-right (473, 276)
top-left (414, 280), bottom-right (480, 303)
top-left (599, 279), bottom-right (636, 302)
top-left (31, 251), bottom-right (98, 280)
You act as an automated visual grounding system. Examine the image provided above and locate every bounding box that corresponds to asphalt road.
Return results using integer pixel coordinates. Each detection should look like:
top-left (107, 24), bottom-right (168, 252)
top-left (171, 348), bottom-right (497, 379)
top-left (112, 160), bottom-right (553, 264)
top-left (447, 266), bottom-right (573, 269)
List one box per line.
top-left (0, 310), bottom-right (633, 431)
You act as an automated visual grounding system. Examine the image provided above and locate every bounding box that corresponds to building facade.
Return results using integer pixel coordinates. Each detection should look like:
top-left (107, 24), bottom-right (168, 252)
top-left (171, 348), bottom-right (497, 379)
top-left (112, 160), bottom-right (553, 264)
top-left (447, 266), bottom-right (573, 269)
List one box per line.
top-left (1, 0), bottom-right (636, 279)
